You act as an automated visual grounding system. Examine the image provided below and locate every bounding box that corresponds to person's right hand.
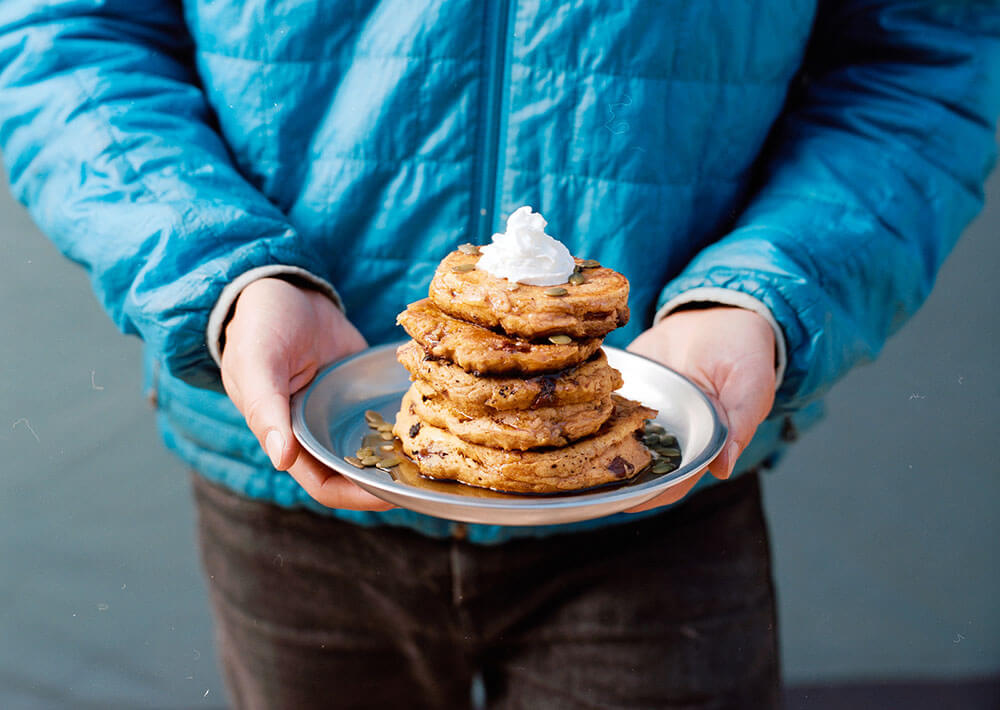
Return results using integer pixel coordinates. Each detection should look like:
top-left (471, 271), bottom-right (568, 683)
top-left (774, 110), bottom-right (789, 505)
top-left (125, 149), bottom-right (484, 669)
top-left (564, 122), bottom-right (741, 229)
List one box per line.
top-left (220, 277), bottom-right (394, 511)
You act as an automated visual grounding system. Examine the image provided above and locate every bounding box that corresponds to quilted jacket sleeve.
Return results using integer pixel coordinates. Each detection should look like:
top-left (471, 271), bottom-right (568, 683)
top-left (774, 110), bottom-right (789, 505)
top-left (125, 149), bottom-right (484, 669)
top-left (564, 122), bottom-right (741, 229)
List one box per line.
top-left (0, 0), bottom-right (334, 390)
top-left (658, 0), bottom-right (1000, 412)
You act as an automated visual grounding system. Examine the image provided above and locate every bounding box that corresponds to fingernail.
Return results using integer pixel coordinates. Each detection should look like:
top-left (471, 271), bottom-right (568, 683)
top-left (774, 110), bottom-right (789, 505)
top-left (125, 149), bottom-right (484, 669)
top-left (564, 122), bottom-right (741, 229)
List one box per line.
top-left (265, 430), bottom-right (285, 469)
top-left (725, 441), bottom-right (741, 477)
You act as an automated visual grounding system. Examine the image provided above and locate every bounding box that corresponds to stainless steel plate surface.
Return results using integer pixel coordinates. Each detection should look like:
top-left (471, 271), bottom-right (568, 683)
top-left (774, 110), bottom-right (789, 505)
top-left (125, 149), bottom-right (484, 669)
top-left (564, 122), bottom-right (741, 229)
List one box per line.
top-left (291, 342), bottom-right (726, 525)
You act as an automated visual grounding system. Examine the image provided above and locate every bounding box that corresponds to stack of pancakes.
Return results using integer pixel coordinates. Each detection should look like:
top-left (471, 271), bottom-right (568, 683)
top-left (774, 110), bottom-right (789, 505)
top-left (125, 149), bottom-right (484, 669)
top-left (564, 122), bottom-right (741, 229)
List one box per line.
top-left (393, 248), bottom-right (656, 493)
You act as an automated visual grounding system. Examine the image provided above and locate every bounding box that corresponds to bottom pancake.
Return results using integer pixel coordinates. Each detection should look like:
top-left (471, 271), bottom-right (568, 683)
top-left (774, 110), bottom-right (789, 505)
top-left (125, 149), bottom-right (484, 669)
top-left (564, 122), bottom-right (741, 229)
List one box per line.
top-left (393, 391), bottom-right (656, 493)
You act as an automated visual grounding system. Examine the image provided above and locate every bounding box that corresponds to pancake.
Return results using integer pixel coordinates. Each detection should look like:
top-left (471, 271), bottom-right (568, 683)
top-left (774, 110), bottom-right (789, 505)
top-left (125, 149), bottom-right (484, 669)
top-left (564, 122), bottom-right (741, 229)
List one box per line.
top-left (396, 299), bottom-right (602, 375)
top-left (394, 391), bottom-right (656, 493)
top-left (428, 250), bottom-right (629, 338)
top-left (407, 381), bottom-right (615, 450)
top-left (396, 340), bottom-right (623, 411)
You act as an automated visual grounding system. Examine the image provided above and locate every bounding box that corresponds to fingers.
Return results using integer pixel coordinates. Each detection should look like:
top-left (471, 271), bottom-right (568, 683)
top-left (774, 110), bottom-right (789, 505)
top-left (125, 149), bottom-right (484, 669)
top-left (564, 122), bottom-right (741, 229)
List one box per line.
top-left (287, 448), bottom-right (396, 511)
top-left (226, 349), bottom-right (392, 510)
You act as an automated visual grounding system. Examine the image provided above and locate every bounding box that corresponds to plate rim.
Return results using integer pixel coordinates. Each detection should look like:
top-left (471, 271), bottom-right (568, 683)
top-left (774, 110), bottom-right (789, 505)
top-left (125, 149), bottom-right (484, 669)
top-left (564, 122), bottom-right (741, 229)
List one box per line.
top-left (291, 341), bottom-right (728, 513)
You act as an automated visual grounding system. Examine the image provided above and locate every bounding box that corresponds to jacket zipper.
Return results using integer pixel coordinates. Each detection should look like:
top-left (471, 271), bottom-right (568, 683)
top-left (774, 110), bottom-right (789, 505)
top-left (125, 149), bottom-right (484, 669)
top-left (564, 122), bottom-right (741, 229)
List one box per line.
top-left (476, 0), bottom-right (512, 243)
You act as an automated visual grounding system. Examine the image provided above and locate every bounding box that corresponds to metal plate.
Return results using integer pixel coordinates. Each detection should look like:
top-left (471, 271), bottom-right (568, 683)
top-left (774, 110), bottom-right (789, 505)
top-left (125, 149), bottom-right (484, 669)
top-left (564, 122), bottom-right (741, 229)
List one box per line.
top-left (291, 342), bottom-right (726, 526)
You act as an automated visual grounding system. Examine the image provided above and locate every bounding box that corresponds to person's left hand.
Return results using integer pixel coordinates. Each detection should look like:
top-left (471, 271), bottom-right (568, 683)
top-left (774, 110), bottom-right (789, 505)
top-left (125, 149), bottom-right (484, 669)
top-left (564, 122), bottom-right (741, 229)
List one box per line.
top-left (625, 306), bottom-right (777, 512)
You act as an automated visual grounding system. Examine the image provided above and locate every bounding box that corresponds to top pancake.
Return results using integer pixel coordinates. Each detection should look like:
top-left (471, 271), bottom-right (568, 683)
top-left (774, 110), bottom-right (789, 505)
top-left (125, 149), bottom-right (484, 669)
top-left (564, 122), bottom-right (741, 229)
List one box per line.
top-left (428, 250), bottom-right (629, 338)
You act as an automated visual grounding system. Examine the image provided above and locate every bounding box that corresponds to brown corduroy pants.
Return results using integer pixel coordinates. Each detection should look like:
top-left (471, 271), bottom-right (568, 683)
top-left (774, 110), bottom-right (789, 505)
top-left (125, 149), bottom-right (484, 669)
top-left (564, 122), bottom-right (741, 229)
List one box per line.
top-left (192, 472), bottom-right (779, 709)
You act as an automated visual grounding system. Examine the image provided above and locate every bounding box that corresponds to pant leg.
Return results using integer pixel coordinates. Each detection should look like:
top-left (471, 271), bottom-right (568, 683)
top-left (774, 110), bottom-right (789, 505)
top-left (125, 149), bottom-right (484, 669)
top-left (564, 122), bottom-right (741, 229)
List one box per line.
top-left (191, 474), bottom-right (474, 710)
top-left (467, 473), bottom-right (780, 710)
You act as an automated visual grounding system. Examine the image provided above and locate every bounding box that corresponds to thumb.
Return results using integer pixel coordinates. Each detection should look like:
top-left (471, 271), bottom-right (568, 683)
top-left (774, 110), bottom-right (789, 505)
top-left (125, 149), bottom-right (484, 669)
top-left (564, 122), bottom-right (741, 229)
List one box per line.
top-left (234, 357), bottom-right (300, 471)
top-left (708, 373), bottom-right (775, 481)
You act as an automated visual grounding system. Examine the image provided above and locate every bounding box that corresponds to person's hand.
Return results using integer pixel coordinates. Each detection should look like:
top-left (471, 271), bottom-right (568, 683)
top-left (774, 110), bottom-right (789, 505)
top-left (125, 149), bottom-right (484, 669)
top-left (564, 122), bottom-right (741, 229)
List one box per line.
top-left (625, 306), bottom-right (776, 512)
top-left (220, 278), bottom-right (394, 511)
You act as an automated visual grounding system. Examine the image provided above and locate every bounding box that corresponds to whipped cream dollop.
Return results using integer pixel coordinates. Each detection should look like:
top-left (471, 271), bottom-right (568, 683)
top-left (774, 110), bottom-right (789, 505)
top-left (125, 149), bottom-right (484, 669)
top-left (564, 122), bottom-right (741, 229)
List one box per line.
top-left (476, 206), bottom-right (576, 286)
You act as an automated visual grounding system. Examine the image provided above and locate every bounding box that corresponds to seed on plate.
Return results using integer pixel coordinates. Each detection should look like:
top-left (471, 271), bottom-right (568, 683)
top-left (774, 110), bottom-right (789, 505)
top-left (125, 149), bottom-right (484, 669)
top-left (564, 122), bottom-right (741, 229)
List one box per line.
top-left (377, 455), bottom-right (401, 468)
top-left (544, 287), bottom-right (568, 296)
top-left (643, 433), bottom-right (661, 447)
top-left (345, 456), bottom-right (366, 469)
top-left (548, 334), bottom-right (572, 345)
top-left (458, 243), bottom-right (480, 255)
top-left (355, 447), bottom-right (375, 459)
top-left (452, 263), bottom-right (476, 273)
top-left (658, 433), bottom-right (677, 446)
top-left (579, 259), bottom-right (601, 269)
top-left (568, 271), bottom-right (585, 286)
top-left (657, 447), bottom-right (681, 458)
top-left (361, 455), bottom-right (380, 466)
top-left (651, 460), bottom-right (676, 474)
top-left (375, 422), bottom-right (393, 433)
top-left (644, 422), bottom-right (665, 434)
top-left (380, 443), bottom-right (395, 452)
top-left (364, 410), bottom-right (384, 427)
top-left (379, 431), bottom-right (394, 441)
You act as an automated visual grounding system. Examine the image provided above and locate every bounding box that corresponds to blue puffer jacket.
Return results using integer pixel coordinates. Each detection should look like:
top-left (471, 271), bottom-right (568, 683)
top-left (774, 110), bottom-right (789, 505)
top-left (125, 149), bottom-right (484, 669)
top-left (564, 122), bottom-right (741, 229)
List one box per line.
top-left (1, 1), bottom-right (998, 543)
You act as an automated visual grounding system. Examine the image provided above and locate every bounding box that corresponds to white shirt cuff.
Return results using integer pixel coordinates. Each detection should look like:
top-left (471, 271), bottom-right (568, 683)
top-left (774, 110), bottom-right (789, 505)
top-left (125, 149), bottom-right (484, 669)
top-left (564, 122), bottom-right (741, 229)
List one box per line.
top-left (206, 265), bottom-right (343, 368)
top-left (653, 287), bottom-right (787, 389)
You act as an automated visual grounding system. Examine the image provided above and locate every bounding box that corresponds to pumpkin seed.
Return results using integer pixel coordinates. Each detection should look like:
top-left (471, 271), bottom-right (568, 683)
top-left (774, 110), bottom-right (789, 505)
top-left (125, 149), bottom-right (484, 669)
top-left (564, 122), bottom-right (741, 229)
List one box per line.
top-left (377, 455), bottom-right (401, 468)
top-left (364, 410), bottom-right (384, 426)
top-left (380, 443), bottom-right (395, 452)
top-left (355, 447), bottom-right (375, 459)
top-left (568, 271), bottom-right (585, 286)
top-left (361, 455), bottom-right (380, 466)
top-left (362, 433), bottom-right (383, 449)
top-left (657, 446), bottom-right (681, 458)
top-left (643, 433), bottom-right (662, 447)
top-left (345, 456), bottom-right (366, 469)
top-left (458, 243), bottom-right (480, 255)
top-left (579, 259), bottom-right (601, 269)
top-left (452, 263), bottom-right (475, 273)
top-left (379, 431), bottom-right (394, 441)
top-left (376, 422), bottom-right (393, 433)
top-left (548, 334), bottom-right (572, 345)
top-left (544, 287), bottom-right (568, 296)
top-left (651, 460), bottom-right (676, 474)
top-left (644, 422), bottom-right (665, 435)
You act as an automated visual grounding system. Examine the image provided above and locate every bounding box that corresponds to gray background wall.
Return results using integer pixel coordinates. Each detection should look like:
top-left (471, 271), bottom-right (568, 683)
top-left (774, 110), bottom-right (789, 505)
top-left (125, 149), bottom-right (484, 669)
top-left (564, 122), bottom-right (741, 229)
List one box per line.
top-left (1, 157), bottom-right (997, 707)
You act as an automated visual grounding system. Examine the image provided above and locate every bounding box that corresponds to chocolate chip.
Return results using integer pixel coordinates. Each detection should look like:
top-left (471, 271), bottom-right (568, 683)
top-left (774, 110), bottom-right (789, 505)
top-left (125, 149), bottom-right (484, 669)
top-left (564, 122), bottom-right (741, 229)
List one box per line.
top-left (531, 375), bottom-right (558, 408)
top-left (608, 456), bottom-right (634, 478)
top-left (408, 422), bottom-right (422, 438)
